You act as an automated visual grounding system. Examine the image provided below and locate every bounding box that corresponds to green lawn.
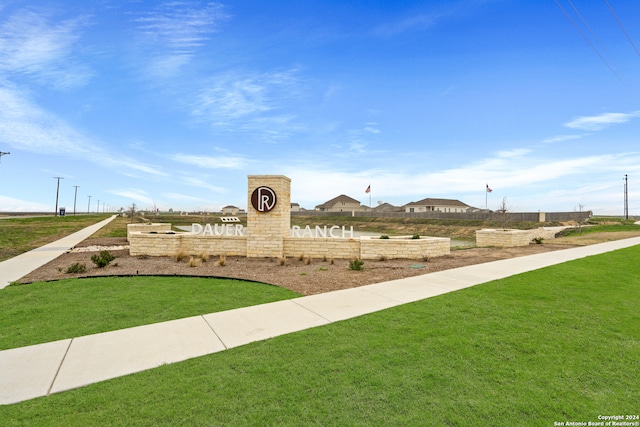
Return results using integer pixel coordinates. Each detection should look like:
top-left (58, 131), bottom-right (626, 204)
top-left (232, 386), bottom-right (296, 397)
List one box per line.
top-left (1, 246), bottom-right (638, 426)
top-left (0, 277), bottom-right (299, 350)
top-left (0, 215), bottom-right (111, 262)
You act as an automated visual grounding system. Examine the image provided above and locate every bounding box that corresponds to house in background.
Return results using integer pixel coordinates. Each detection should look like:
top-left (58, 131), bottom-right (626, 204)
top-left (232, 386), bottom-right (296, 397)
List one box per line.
top-left (403, 198), bottom-right (472, 213)
top-left (291, 202), bottom-right (302, 212)
top-left (315, 194), bottom-right (367, 212)
top-left (372, 202), bottom-right (403, 212)
top-left (221, 205), bottom-right (240, 215)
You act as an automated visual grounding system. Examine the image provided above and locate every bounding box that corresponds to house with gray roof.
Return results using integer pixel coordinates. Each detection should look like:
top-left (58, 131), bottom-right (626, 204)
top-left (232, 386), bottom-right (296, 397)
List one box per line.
top-left (403, 198), bottom-right (472, 213)
top-left (315, 194), bottom-right (367, 212)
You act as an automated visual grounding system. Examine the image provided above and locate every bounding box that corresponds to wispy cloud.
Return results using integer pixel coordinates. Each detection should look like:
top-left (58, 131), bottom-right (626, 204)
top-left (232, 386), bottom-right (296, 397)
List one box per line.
top-left (282, 150), bottom-right (639, 208)
top-left (0, 195), bottom-right (50, 212)
top-left (134, 1), bottom-right (228, 78)
top-left (542, 134), bottom-right (585, 144)
top-left (162, 192), bottom-right (209, 202)
top-left (191, 68), bottom-right (304, 141)
top-left (564, 111), bottom-right (640, 131)
top-left (0, 86), bottom-right (167, 178)
top-left (0, 9), bottom-right (92, 89)
top-left (0, 86), bottom-right (94, 155)
top-left (178, 175), bottom-right (227, 193)
top-left (172, 153), bottom-right (248, 169)
top-left (107, 189), bottom-right (155, 205)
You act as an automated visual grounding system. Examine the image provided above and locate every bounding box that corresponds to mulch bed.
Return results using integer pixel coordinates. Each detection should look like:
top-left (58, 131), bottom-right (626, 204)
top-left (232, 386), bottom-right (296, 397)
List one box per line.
top-left (16, 237), bottom-right (578, 295)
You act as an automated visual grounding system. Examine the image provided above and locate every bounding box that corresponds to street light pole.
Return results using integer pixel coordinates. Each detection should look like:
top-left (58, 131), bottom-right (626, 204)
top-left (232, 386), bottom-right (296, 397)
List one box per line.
top-left (87, 195), bottom-right (92, 214)
top-left (54, 177), bottom-right (63, 216)
top-left (73, 186), bottom-right (79, 216)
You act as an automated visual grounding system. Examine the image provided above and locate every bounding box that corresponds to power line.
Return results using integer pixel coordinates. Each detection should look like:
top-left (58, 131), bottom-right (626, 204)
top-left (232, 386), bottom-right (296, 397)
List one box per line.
top-left (567, 0), bottom-right (622, 73)
top-left (604, 0), bottom-right (640, 59)
top-left (553, 0), bottom-right (625, 84)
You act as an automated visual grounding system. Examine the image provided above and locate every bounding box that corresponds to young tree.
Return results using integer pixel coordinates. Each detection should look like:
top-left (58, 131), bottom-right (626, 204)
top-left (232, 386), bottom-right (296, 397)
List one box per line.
top-left (497, 197), bottom-right (510, 226)
top-left (129, 203), bottom-right (137, 224)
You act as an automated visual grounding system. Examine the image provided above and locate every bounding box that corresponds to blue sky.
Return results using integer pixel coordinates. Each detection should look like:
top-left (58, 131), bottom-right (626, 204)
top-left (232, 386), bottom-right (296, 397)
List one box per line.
top-left (1, 0), bottom-right (639, 215)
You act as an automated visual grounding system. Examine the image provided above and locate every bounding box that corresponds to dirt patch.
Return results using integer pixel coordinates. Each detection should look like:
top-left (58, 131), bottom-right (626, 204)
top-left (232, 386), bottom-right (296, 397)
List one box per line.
top-left (17, 237), bottom-right (580, 295)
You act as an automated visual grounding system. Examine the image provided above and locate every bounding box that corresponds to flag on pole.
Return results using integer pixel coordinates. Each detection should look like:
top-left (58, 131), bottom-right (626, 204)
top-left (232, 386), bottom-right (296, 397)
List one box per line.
top-left (486, 184), bottom-right (492, 193)
top-left (365, 185), bottom-right (371, 193)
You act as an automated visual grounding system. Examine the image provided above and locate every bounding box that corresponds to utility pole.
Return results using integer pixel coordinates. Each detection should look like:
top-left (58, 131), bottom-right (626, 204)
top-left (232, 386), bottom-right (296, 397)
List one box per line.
top-left (73, 186), bottom-right (80, 216)
top-left (0, 151), bottom-right (9, 163)
top-left (97, 200), bottom-right (100, 214)
top-left (624, 174), bottom-right (628, 220)
top-left (87, 195), bottom-right (92, 214)
top-left (54, 177), bottom-right (63, 216)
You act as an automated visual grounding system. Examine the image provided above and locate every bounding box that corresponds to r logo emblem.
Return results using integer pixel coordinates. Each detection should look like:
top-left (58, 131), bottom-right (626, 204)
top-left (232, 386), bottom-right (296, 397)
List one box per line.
top-left (251, 186), bottom-right (277, 212)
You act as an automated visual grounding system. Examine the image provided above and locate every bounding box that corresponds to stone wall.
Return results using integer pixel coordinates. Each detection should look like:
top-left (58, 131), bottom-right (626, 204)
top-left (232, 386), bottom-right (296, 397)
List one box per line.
top-left (128, 232), bottom-right (183, 256)
top-left (475, 229), bottom-right (532, 247)
top-left (283, 238), bottom-right (361, 259)
top-left (126, 223), bottom-right (172, 242)
top-left (128, 232), bottom-right (246, 257)
top-left (129, 230), bottom-right (450, 260)
top-left (360, 236), bottom-right (450, 260)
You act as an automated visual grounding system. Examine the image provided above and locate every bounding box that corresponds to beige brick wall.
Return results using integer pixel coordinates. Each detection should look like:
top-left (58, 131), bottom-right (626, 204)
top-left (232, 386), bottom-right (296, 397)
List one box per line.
top-left (283, 238), bottom-right (361, 259)
top-left (246, 175), bottom-right (291, 257)
top-left (360, 236), bottom-right (450, 260)
top-left (128, 232), bottom-right (246, 256)
top-left (130, 231), bottom-right (452, 260)
top-left (129, 232), bottom-right (183, 256)
top-left (476, 229), bottom-right (531, 247)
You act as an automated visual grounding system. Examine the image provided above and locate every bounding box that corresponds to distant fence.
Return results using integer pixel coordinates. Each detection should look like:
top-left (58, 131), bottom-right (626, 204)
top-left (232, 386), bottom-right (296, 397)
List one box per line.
top-left (292, 210), bottom-right (593, 222)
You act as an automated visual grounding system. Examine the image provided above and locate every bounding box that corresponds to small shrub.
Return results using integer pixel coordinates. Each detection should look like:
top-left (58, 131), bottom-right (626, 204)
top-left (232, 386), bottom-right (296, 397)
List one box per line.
top-left (173, 250), bottom-right (188, 262)
top-left (412, 234), bottom-right (420, 239)
top-left (91, 251), bottom-right (115, 268)
top-left (533, 237), bottom-right (543, 244)
top-left (199, 252), bottom-right (209, 262)
top-left (217, 254), bottom-right (226, 266)
top-left (305, 256), bottom-right (311, 265)
top-left (279, 257), bottom-right (286, 266)
top-left (298, 253), bottom-right (305, 261)
top-left (330, 257), bottom-right (334, 265)
top-left (189, 257), bottom-right (202, 267)
top-left (378, 255), bottom-right (387, 261)
top-left (66, 263), bottom-right (86, 274)
top-left (379, 235), bottom-right (389, 239)
top-left (349, 258), bottom-right (365, 271)
top-left (322, 255), bottom-right (328, 262)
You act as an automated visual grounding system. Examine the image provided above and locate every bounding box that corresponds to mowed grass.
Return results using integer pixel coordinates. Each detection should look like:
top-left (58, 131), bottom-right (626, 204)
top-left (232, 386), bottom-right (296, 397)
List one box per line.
top-left (0, 215), bottom-right (111, 262)
top-left (0, 277), bottom-right (299, 350)
top-left (1, 245), bottom-right (638, 426)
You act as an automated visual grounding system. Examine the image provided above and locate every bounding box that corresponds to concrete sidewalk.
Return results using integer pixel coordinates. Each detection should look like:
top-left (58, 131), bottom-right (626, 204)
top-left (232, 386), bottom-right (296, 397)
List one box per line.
top-left (0, 215), bottom-right (117, 289)
top-left (1, 235), bottom-right (639, 405)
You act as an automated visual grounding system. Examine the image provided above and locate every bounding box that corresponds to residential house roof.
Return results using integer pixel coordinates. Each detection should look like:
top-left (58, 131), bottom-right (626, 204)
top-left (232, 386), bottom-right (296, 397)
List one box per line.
top-left (315, 194), bottom-right (361, 210)
top-left (404, 198), bottom-right (471, 208)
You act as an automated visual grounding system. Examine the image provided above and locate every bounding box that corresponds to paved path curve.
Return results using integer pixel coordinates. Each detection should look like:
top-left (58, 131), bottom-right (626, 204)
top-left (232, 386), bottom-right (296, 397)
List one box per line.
top-left (0, 215), bottom-right (117, 289)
